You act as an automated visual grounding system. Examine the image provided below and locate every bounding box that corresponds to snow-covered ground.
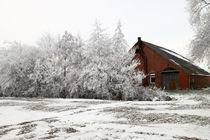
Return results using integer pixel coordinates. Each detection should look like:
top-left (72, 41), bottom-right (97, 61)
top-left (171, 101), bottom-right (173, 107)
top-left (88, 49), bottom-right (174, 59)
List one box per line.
top-left (0, 91), bottom-right (210, 140)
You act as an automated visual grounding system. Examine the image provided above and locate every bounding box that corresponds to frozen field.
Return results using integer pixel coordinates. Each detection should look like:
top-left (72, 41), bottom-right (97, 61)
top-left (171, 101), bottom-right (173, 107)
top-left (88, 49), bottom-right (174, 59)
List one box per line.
top-left (0, 91), bottom-right (210, 140)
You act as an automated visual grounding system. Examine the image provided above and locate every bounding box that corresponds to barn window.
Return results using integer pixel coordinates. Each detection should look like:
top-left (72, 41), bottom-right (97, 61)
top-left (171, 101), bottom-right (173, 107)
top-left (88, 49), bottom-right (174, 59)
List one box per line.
top-left (150, 74), bottom-right (155, 84)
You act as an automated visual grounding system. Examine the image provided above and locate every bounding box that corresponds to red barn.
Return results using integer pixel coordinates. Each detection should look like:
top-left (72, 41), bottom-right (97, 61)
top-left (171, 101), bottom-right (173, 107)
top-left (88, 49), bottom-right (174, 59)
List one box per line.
top-left (132, 37), bottom-right (210, 90)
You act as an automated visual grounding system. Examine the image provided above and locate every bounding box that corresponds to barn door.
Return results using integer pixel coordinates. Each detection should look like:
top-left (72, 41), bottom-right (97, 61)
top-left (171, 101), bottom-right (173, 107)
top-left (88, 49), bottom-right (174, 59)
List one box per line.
top-left (170, 80), bottom-right (176, 90)
top-left (162, 68), bottom-right (179, 90)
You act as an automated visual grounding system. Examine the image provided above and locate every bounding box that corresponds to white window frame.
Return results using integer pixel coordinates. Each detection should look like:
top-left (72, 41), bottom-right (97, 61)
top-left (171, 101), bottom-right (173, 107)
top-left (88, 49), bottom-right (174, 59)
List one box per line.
top-left (150, 74), bottom-right (155, 84)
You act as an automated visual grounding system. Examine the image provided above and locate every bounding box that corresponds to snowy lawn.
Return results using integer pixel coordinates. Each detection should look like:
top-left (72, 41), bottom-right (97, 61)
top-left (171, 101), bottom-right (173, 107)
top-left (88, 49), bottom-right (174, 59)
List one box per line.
top-left (0, 91), bottom-right (210, 140)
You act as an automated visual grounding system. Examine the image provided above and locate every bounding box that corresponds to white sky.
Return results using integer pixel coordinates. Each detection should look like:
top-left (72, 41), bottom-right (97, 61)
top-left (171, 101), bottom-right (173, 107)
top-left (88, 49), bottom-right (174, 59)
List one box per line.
top-left (0, 0), bottom-right (194, 57)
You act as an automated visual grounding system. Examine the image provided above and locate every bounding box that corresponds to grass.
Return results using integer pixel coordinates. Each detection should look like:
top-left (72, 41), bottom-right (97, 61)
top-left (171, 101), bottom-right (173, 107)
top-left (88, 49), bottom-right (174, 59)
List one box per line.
top-left (0, 128), bottom-right (15, 137)
top-left (17, 124), bottom-right (37, 136)
top-left (63, 127), bottom-right (78, 133)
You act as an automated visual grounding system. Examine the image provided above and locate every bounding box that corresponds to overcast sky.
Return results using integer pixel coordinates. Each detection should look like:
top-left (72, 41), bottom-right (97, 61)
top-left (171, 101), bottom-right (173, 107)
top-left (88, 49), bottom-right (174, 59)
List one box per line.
top-left (0, 0), bottom-right (193, 56)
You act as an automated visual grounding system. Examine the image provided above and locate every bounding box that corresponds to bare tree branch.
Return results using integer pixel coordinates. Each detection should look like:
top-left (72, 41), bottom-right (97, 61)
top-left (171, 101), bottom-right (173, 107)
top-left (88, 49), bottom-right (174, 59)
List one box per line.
top-left (200, 0), bottom-right (210, 5)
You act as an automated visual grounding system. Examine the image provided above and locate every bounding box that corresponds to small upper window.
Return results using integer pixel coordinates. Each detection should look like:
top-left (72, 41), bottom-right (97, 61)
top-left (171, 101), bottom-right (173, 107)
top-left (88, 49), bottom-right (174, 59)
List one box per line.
top-left (150, 74), bottom-right (155, 84)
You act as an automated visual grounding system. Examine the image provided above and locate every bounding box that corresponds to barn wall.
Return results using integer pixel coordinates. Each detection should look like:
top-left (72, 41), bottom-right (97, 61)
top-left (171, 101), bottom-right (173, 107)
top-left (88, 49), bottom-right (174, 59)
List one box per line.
top-left (179, 72), bottom-right (189, 89)
top-left (134, 43), bottom-right (190, 89)
top-left (189, 75), bottom-right (210, 89)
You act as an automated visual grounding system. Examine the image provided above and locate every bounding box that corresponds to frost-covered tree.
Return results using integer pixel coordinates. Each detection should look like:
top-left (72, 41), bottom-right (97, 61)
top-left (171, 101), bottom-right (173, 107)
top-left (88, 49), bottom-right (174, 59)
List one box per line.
top-left (0, 42), bottom-right (40, 97)
top-left (76, 21), bottom-right (111, 98)
top-left (76, 21), bottom-right (167, 100)
top-left (87, 20), bottom-right (111, 58)
top-left (32, 33), bottom-right (64, 97)
top-left (29, 57), bottom-right (62, 97)
top-left (56, 31), bottom-right (83, 77)
top-left (34, 31), bottom-right (85, 98)
top-left (187, 0), bottom-right (210, 69)
top-left (37, 33), bottom-right (58, 51)
top-left (62, 34), bottom-right (85, 98)
top-left (79, 50), bottom-right (143, 100)
top-left (112, 21), bottom-right (128, 53)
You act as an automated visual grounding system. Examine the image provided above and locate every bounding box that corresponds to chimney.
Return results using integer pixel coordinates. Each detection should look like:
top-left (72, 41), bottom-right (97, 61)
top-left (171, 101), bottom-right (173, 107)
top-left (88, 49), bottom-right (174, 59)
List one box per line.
top-left (138, 37), bottom-right (142, 48)
top-left (135, 37), bottom-right (142, 54)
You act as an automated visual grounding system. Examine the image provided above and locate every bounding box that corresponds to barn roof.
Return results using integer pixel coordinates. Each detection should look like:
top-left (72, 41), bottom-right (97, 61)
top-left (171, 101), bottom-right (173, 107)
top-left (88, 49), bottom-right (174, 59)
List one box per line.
top-left (137, 41), bottom-right (210, 76)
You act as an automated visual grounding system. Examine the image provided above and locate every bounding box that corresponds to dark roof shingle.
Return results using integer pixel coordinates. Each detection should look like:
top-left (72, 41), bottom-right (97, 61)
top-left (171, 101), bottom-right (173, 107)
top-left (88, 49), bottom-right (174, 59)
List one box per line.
top-left (143, 41), bottom-right (210, 75)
